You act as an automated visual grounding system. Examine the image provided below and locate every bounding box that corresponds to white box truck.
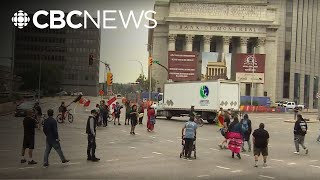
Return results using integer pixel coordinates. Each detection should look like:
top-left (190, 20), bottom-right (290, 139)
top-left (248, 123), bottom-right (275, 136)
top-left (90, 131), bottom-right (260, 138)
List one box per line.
top-left (154, 80), bottom-right (240, 123)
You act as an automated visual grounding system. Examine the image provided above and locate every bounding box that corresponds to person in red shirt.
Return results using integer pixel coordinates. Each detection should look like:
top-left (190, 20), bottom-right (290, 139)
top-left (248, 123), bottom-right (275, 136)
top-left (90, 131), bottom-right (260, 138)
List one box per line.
top-left (147, 106), bottom-right (156, 132)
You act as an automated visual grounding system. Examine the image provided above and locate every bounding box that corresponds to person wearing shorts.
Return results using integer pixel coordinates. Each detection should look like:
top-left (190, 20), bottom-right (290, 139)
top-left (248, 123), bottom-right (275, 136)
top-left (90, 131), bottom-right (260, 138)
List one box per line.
top-left (252, 123), bottom-right (270, 167)
top-left (129, 105), bottom-right (138, 135)
top-left (21, 110), bottom-right (37, 165)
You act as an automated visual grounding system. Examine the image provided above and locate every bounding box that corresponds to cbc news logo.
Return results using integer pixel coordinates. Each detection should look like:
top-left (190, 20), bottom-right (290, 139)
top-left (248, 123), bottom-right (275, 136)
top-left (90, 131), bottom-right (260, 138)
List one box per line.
top-left (11, 10), bottom-right (30, 29)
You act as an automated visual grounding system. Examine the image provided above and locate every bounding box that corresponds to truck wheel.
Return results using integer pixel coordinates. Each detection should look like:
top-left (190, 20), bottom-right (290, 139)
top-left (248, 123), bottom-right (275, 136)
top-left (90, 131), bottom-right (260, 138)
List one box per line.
top-left (166, 116), bottom-right (172, 120)
top-left (207, 119), bottom-right (214, 124)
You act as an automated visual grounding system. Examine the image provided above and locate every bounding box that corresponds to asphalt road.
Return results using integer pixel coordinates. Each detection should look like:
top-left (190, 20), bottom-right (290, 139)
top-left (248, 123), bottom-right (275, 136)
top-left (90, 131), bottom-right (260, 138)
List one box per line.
top-left (1, 97), bottom-right (320, 179)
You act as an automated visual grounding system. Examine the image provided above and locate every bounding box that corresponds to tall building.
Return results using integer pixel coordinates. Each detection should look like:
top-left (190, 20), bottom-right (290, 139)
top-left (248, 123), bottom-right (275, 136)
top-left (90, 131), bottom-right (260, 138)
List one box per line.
top-left (149, 0), bottom-right (320, 108)
top-left (14, 16), bottom-right (100, 96)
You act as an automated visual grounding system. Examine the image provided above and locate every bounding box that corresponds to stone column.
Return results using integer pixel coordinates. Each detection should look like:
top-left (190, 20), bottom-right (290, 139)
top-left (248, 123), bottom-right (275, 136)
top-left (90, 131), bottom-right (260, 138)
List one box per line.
top-left (256, 37), bottom-right (266, 97)
top-left (203, 35), bottom-right (212, 52)
top-left (257, 37), bottom-right (266, 54)
top-left (240, 37), bottom-right (249, 96)
top-left (185, 34), bottom-right (194, 51)
top-left (240, 37), bottom-right (249, 53)
top-left (221, 36), bottom-right (231, 61)
top-left (168, 34), bottom-right (177, 51)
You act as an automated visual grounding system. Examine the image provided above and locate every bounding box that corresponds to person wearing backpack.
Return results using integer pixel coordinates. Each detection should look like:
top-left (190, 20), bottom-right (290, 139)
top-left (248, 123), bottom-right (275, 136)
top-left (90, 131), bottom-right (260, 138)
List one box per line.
top-left (293, 114), bottom-right (308, 155)
top-left (240, 114), bottom-right (252, 152)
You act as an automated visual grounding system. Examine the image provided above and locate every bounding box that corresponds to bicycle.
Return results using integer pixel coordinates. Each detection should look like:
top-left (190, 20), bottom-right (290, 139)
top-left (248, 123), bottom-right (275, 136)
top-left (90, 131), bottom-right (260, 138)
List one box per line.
top-left (194, 115), bottom-right (204, 127)
top-left (57, 109), bottom-right (74, 123)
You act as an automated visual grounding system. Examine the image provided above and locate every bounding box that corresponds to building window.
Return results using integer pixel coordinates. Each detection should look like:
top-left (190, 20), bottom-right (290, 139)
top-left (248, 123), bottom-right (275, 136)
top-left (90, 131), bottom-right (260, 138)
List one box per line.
top-left (304, 75), bottom-right (310, 107)
top-left (313, 76), bottom-right (319, 108)
top-left (294, 73), bottom-right (300, 103)
top-left (175, 35), bottom-right (184, 51)
top-left (245, 83), bottom-right (251, 96)
top-left (283, 72), bottom-right (290, 98)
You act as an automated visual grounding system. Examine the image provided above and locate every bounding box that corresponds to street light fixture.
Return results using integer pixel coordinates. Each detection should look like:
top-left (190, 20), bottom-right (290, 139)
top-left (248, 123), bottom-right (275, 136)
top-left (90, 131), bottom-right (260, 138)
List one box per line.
top-left (146, 44), bottom-right (153, 101)
top-left (128, 60), bottom-right (144, 77)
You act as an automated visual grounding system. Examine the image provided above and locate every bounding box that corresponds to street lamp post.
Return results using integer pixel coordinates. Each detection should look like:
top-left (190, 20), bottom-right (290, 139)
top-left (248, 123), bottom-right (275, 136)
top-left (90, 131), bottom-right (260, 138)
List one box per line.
top-left (146, 44), bottom-right (153, 101)
top-left (250, 47), bottom-right (256, 106)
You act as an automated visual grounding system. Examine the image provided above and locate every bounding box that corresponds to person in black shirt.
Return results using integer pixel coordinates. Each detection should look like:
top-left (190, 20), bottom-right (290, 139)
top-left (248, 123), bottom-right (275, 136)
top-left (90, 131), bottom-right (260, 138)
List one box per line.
top-left (86, 110), bottom-right (100, 161)
top-left (21, 110), bottom-right (37, 165)
top-left (130, 105), bottom-right (138, 135)
top-left (293, 114), bottom-right (308, 155)
top-left (252, 123), bottom-right (270, 167)
top-left (43, 109), bottom-right (69, 167)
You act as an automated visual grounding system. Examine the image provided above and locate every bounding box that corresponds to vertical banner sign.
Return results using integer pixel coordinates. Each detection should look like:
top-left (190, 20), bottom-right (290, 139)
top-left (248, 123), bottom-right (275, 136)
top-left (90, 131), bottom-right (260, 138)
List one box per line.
top-left (168, 51), bottom-right (198, 81)
top-left (235, 54), bottom-right (266, 83)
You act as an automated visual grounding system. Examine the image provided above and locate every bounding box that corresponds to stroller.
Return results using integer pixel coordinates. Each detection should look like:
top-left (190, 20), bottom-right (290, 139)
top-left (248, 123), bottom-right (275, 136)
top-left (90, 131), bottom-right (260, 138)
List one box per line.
top-left (179, 137), bottom-right (196, 159)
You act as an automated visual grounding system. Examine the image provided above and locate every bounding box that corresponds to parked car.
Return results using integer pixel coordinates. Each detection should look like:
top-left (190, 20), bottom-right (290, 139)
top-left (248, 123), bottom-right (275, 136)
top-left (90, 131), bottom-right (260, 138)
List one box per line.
top-left (275, 101), bottom-right (283, 106)
top-left (282, 101), bottom-right (305, 110)
top-left (283, 101), bottom-right (295, 109)
top-left (14, 101), bottom-right (36, 117)
top-left (56, 91), bottom-right (68, 96)
top-left (71, 91), bottom-right (83, 96)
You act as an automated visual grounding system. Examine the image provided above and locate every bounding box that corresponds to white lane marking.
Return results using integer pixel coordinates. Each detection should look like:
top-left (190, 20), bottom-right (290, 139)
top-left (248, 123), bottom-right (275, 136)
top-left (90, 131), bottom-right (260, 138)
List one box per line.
top-left (135, 133), bottom-right (140, 135)
top-left (197, 175), bottom-right (210, 178)
top-left (109, 142), bottom-right (115, 144)
top-left (18, 167), bottom-right (35, 170)
top-left (242, 154), bottom-right (250, 157)
top-left (231, 170), bottom-right (242, 173)
top-left (0, 150), bottom-right (10, 152)
top-left (271, 159), bottom-right (284, 162)
top-left (287, 163), bottom-right (296, 165)
top-left (310, 160), bottom-right (318, 162)
top-left (167, 140), bottom-right (174, 143)
top-left (129, 147), bottom-right (136, 149)
top-left (0, 167), bottom-right (10, 170)
top-left (142, 156), bottom-right (154, 159)
top-left (209, 148), bottom-right (220, 151)
top-left (152, 152), bottom-right (162, 155)
top-left (188, 159), bottom-right (193, 162)
top-left (150, 136), bottom-right (156, 138)
top-left (96, 137), bottom-right (100, 140)
top-left (198, 138), bottom-right (209, 141)
top-left (216, 166), bottom-right (230, 170)
top-left (65, 162), bottom-right (80, 165)
top-left (310, 165), bottom-right (320, 168)
top-left (107, 159), bottom-right (119, 162)
top-left (259, 175), bottom-right (276, 179)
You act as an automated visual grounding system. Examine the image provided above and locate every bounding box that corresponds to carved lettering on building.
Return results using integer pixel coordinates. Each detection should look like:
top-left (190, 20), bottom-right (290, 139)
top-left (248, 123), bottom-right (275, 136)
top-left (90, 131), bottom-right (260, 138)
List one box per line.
top-left (169, 23), bottom-right (266, 33)
top-left (169, 3), bottom-right (266, 20)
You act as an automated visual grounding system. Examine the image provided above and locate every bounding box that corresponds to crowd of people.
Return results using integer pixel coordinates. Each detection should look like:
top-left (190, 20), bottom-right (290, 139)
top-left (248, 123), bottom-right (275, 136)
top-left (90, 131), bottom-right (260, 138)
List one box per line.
top-left (20, 100), bottom-right (310, 168)
top-left (213, 108), bottom-right (310, 167)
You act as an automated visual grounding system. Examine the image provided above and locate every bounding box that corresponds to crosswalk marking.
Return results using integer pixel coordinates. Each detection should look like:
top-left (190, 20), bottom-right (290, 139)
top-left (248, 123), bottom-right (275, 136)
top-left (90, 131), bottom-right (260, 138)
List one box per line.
top-left (259, 175), bottom-right (276, 179)
top-left (216, 166), bottom-right (230, 170)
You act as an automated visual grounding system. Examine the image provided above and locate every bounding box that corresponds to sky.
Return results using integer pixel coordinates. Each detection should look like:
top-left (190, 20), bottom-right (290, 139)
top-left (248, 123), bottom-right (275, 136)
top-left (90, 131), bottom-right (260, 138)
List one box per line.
top-left (0, 0), bottom-right (166, 84)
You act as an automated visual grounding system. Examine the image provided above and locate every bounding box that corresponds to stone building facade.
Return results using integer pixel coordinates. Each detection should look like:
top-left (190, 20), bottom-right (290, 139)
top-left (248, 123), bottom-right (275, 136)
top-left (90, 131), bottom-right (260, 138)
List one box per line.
top-left (149, 0), bottom-right (320, 108)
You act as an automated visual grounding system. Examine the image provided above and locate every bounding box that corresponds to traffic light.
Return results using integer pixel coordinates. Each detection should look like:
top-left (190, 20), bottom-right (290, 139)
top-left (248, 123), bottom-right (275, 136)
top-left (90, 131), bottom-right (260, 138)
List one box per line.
top-left (149, 56), bottom-right (153, 66)
top-left (107, 72), bottom-right (113, 86)
top-left (89, 54), bottom-right (94, 65)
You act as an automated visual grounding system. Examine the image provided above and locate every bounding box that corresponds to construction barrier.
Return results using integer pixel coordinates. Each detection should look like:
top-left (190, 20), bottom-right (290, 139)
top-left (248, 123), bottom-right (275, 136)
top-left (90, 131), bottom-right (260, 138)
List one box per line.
top-left (240, 106), bottom-right (288, 113)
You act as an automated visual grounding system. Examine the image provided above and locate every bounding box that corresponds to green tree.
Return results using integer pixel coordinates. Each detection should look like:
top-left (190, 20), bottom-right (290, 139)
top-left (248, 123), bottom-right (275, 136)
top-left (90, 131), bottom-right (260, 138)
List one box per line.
top-left (135, 74), bottom-right (156, 92)
top-left (20, 64), bottom-right (63, 95)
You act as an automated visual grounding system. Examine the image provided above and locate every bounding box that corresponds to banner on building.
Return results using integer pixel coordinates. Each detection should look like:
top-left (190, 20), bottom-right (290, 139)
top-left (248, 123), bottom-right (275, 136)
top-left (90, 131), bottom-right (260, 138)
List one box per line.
top-left (168, 51), bottom-right (198, 81)
top-left (201, 52), bottom-right (218, 77)
top-left (235, 54), bottom-right (266, 83)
